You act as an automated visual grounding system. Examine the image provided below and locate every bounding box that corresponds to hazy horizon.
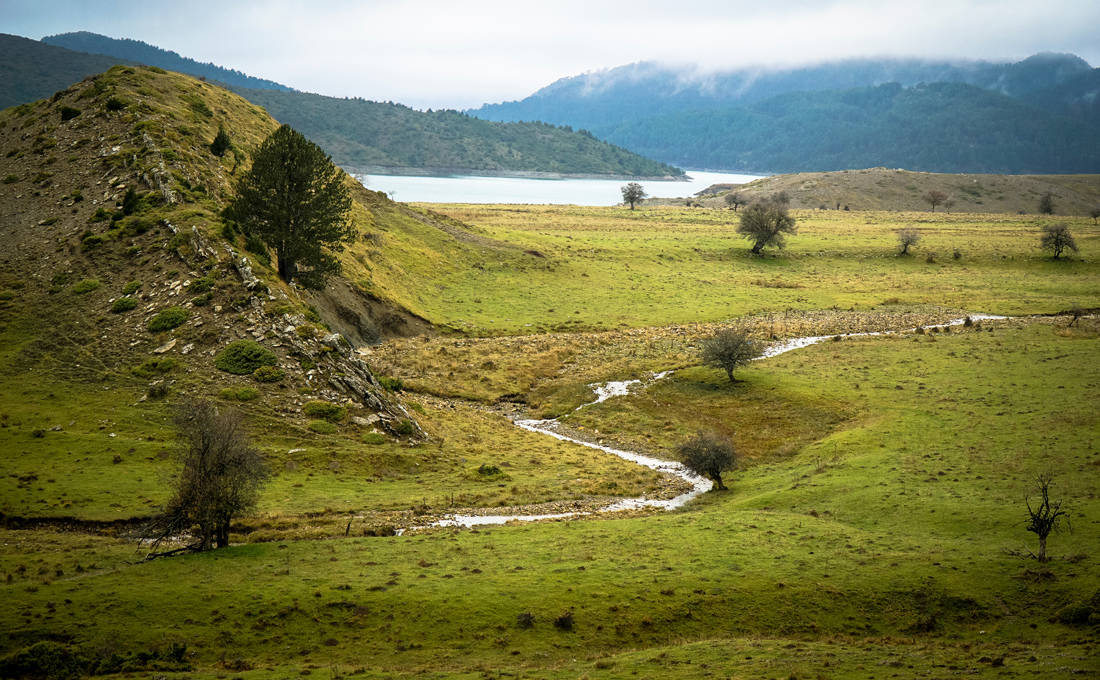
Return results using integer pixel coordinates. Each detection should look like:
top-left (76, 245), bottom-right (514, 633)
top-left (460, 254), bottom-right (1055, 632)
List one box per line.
top-left (3, 0), bottom-right (1098, 110)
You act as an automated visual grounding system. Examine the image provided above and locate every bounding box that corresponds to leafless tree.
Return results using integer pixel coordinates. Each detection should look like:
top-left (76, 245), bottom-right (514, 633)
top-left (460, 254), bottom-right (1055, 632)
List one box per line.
top-left (897, 228), bottom-right (921, 255)
top-left (148, 400), bottom-right (270, 552)
top-left (1039, 224), bottom-right (1078, 259)
top-left (701, 328), bottom-right (763, 383)
top-left (678, 432), bottom-right (738, 490)
top-left (1025, 472), bottom-right (1068, 563)
top-left (923, 190), bottom-right (948, 212)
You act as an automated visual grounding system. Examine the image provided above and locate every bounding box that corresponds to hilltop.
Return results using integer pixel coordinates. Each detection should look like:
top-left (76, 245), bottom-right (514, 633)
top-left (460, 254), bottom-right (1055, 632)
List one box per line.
top-left (472, 54), bottom-right (1100, 174)
top-left (1, 32), bottom-right (683, 179)
top-left (677, 167), bottom-right (1100, 215)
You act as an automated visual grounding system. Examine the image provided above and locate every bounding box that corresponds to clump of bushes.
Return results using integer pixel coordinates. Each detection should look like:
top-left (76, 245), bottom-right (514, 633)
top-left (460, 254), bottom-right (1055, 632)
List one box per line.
top-left (188, 275), bottom-right (216, 294)
top-left (304, 400), bottom-right (346, 423)
top-left (131, 358), bottom-right (175, 378)
top-left (71, 278), bottom-right (100, 294)
top-left (105, 96), bottom-right (127, 111)
top-left (362, 432), bottom-right (386, 445)
top-left (378, 376), bottom-right (404, 392)
top-left (219, 387), bottom-right (259, 402)
top-left (147, 306), bottom-right (189, 332)
top-left (308, 420), bottom-right (337, 434)
top-left (110, 296), bottom-right (137, 313)
top-left (60, 106), bottom-right (81, 121)
top-left (393, 419), bottom-right (416, 436)
top-left (214, 340), bottom-right (277, 375)
top-left (516, 612), bottom-right (535, 629)
top-left (553, 611), bottom-right (575, 631)
top-left (252, 365), bottom-right (284, 383)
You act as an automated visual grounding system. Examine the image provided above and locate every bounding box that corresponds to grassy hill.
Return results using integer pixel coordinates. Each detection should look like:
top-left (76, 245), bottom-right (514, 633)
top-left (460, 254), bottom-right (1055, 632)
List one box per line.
top-left (1, 66), bottom-right (1098, 679)
top-left (2, 32), bottom-right (683, 179)
top-left (677, 167), bottom-right (1100, 215)
top-left (0, 33), bottom-right (138, 110)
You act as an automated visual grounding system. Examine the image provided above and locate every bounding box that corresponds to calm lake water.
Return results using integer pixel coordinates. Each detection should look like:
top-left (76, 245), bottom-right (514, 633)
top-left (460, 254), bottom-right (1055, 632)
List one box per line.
top-left (350, 169), bottom-right (765, 205)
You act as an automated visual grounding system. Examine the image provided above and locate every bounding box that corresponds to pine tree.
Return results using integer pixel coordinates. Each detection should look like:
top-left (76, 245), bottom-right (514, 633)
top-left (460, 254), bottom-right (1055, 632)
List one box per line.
top-left (224, 125), bottom-right (354, 289)
top-left (210, 125), bottom-right (231, 157)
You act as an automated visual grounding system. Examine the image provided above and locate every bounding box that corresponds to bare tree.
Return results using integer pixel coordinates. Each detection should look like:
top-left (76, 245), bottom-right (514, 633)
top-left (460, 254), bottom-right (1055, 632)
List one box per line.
top-left (1038, 191), bottom-right (1055, 215)
top-left (737, 198), bottom-right (797, 255)
top-left (1039, 224), bottom-right (1078, 259)
top-left (1025, 472), bottom-right (1068, 563)
top-left (701, 328), bottom-right (763, 383)
top-left (724, 192), bottom-right (745, 211)
top-left (621, 182), bottom-right (647, 210)
top-left (149, 400), bottom-right (270, 552)
top-left (897, 228), bottom-right (921, 255)
top-left (677, 432), bottom-right (737, 490)
top-left (923, 190), bottom-right (948, 212)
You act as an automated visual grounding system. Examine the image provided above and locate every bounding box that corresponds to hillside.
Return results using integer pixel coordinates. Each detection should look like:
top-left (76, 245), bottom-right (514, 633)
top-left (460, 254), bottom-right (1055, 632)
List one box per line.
top-left (233, 87), bottom-right (684, 178)
top-left (41, 30), bottom-right (293, 91)
top-left (678, 168), bottom-right (1100, 215)
top-left (471, 54), bottom-right (1100, 174)
top-left (0, 33), bottom-right (139, 109)
top-left (3, 32), bottom-right (683, 179)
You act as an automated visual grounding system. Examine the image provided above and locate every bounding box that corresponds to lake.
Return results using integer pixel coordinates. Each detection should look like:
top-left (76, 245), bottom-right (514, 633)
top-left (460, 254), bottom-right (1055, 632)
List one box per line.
top-left (350, 169), bottom-right (765, 205)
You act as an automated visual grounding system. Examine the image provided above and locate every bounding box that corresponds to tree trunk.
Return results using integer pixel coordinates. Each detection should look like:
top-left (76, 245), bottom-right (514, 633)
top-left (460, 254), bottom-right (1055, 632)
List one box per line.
top-left (751, 242), bottom-right (763, 255)
top-left (725, 368), bottom-right (735, 383)
top-left (629, 201), bottom-right (635, 210)
top-left (277, 253), bottom-right (293, 282)
top-left (1038, 535), bottom-right (1047, 563)
top-left (712, 474), bottom-right (726, 491)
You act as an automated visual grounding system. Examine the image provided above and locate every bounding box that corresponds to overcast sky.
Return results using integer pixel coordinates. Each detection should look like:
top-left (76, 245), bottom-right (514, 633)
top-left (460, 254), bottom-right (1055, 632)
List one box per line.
top-left (3, 0), bottom-right (1098, 110)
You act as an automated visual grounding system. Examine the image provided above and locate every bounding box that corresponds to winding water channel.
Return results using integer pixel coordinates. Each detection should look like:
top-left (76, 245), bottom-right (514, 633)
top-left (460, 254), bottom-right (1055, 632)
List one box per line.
top-left (429, 314), bottom-right (1007, 529)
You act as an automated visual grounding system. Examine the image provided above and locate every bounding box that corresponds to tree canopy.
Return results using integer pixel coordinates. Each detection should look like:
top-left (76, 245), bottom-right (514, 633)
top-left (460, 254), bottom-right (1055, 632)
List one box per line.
top-left (621, 182), bottom-right (647, 210)
top-left (736, 198), bottom-right (797, 254)
top-left (677, 432), bottom-right (738, 491)
top-left (701, 328), bottom-right (763, 383)
top-left (225, 124), bottom-right (354, 289)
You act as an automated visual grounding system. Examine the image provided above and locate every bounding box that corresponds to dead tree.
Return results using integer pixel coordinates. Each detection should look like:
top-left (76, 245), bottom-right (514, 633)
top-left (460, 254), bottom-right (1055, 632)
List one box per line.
top-left (1025, 472), bottom-right (1068, 563)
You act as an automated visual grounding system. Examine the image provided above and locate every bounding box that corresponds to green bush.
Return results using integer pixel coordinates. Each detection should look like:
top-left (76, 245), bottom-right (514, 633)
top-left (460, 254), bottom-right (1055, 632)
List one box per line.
top-left (378, 376), bottom-right (404, 392)
top-left (89, 207), bottom-right (111, 222)
top-left (219, 387), bottom-right (259, 402)
top-left (393, 419), bottom-right (416, 436)
top-left (362, 432), bottom-right (386, 445)
top-left (215, 340), bottom-right (278, 375)
top-left (71, 278), bottom-right (100, 294)
top-left (0, 640), bottom-right (86, 680)
top-left (308, 420), bottom-right (337, 434)
top-left (59, 106), bottom-right (81, 121)
top-left (131, 358), bottom-right (175, 378)
top-left (147, 306), bottom-right (188, 332)
top-left (111, 296), bottom-right (137, 313)
top-left (2, 174), bottom-right (18, 184)
top-left (303, 400), bottom-right (346, 422)
top-left (188, 275), bottom-right (216, 293)
top-left (81, 233), bottom-right (104, 250)
top-left (122, 280), bottom-right (141, 295)
top-left (105, 96), bottom-right (127, 111)
top-left (252, 365), bottom-right (285, 383)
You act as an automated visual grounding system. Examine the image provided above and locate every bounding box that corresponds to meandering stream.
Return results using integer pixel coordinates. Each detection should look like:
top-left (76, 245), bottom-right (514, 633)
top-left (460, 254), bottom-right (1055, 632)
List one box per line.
top-left (430, 314), bottom-right (1007, 529)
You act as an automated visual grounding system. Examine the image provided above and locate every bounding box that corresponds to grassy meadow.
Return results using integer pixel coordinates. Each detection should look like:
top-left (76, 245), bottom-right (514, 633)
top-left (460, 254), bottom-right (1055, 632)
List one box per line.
top-left (3, 203), bottom-right (1099, 678)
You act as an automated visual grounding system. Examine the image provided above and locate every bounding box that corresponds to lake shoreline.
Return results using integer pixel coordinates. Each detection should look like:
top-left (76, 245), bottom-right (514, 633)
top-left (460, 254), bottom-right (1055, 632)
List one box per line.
top-left (344, 165), bottom-right (690, 182)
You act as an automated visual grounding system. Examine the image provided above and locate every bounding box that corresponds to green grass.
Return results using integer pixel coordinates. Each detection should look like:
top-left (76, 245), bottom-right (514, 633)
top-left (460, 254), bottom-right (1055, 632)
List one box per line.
top-left (2, 321), bottom-right (1096, 678)
top-left (398, 205), bottom-right (1098, 334)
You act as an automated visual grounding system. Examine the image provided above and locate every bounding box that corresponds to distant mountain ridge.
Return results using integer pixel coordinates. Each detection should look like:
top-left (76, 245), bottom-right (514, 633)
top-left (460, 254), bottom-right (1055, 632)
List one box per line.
top-left (470, 53), bottom-right (1100, 174)
top-left (42, 31), bottom-right (293, 91)
top-left (0, 32), bottom-right (680, 178)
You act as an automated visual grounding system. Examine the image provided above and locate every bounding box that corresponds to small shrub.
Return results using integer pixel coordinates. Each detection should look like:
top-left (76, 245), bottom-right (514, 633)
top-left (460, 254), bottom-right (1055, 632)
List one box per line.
top-left (105, 96), bottom-right (127, 111)
top-left (308, 420), bottom-right (337, 434)
top-left (81, 233), bottom-right (104, 250)
top-left (925, 251), bottom-right (937, 264)
top-left (188, 276), bottom-right (216, 294)
top-left (121, 280), bottom-right (141, 295)
top-left (131, 358), bottom-right (175, 378)
top-left (362, 432), bottom-right (386, 445)
top-left (304, 400), bottom-right (346, 422)
top-left (378, 376), bottom-right (404, 392)
top-left (147, 306), bottom-right (188, 332)
top-left (210, 126), bottom-right (231, 156)
top-left (393, 419), bottom-right (415, 436)
top-left (110, 297), bottom-right (137, 313)
top-left (89, 207), bottom-right (111, 222)
top-left (71, 278), bottom-right (100, 294)
top-left (952, 248), bottom-right (962, 260)
top-left (214, 340), bottom-right (278, 374)
top-left (59, 106), bottom-right (81, 121)
top-left (553, 611), bottom-right (574, 631)
top-left (963, 316), bottom-right (973, 327)
top-left (478, 463), bottom-right (502, 476)
top-left (219, 387), bottom-right (259, 402)
top-left (2, 174), bottom-right (18, 184)
top-left (252, 365), bottom-right (285, 383)
top-left (516, 612), bottom-right (535, 629)
top-left (146, 383), bottom-right (170, 400)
